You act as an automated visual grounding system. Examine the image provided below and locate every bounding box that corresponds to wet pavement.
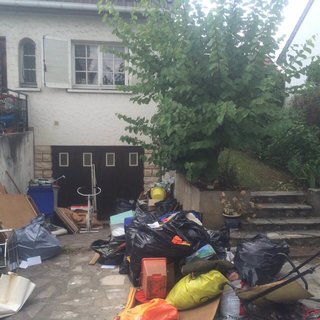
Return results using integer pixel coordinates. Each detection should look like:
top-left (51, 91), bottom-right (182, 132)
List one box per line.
top-left (3, 227), bottom-right (320, 319)
top-left (7, 228), bottom-right (131, 320)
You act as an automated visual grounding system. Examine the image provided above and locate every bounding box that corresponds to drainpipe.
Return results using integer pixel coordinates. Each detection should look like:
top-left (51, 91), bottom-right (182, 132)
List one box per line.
top-left (0, 0), bottom-right (134, 13)
top-left (276, 0), bottom-right (315, 65)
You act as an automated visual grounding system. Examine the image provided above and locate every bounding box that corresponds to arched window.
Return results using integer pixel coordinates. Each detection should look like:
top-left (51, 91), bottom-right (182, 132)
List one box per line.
top-left (19, 38), bottom-right (37, 87)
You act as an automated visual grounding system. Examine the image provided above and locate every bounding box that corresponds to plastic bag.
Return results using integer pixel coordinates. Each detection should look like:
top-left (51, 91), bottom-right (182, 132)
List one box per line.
top-left (127, 212), bottom-right (210, 286)
top-left (166, 270), bottom-right (227, 310)
top-left (114, 198), bottom-right (135, 214)
top-left (90, 238), bottom-right (126, 265)
top-left (207, 227), bottom-right (230, 259)
top-left (220, 280), bottom-right (246, 319)
top-left (115, 298), bottom-right (178, 320)
top-left (16, 216), bottom-right (61, 261)
top-left (234, 234), bottom-right (289, 286)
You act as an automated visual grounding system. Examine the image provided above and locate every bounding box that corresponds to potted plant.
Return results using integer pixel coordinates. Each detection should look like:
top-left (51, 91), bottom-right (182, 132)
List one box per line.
top-left (220, 190), bottom-right (248, 229)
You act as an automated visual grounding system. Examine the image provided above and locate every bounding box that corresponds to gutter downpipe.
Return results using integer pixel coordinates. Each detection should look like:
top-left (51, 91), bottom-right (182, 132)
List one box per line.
top-left (0, 0), bottom-right (134, 13)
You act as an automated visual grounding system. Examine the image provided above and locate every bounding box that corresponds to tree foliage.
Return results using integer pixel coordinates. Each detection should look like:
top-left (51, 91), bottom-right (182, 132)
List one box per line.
top-left (99, 0), bottom-right (287, 183)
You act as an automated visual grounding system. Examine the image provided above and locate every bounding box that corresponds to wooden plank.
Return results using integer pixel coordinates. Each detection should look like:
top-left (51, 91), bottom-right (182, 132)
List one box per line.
top-left (0, 194), bottom-right (38, 229)
top-left (55, 207), bottom-right (79, 233)
top-left (0, 184), bottom-right (7, 195)
top-left (89, 252), bottom-right (100, 265)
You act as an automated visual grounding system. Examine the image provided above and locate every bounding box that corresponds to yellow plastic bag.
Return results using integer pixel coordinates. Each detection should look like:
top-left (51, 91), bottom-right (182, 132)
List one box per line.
top-left (115, 298), bottom-right (178, 320)
top-left (166, 270), bottom-right (228, 310)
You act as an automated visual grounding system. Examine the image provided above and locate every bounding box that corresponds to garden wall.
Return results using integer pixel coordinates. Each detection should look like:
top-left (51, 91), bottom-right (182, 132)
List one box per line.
top-left (174, 173), bottom-right (225, 229)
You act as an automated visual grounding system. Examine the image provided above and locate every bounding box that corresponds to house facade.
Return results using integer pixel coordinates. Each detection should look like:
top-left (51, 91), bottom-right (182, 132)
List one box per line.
top-left (0, 0), bottom-right (158, 217)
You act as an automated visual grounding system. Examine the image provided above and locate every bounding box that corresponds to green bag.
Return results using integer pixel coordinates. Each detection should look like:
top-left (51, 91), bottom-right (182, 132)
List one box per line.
top-left (166, 270), bottom-right (228, 310)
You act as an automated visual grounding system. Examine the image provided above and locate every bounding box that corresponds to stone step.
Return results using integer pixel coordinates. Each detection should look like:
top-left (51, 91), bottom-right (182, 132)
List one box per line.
top-left (241, 217), bottom-right (320, 232)
top-left (230, 230), bottom-right (320, 247)
top-left (251, 191), bottom-right (306, 204)
top-left (250, 202), bottom-right (313, 218)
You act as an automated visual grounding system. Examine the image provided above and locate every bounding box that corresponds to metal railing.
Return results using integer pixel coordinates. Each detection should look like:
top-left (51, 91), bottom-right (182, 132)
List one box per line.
top-left (0, 88), bottom-right (28, 134)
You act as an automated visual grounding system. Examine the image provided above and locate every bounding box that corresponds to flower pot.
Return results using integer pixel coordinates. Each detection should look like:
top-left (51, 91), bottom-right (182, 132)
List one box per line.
top-left (222, 213), bottom-right (242, 229)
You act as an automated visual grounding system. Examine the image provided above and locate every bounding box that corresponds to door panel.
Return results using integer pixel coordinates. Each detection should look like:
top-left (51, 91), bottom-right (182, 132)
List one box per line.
top-left (52, 146), bottom-right (144, 219)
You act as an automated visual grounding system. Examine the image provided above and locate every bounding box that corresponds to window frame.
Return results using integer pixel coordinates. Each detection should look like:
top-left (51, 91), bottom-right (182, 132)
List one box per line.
top-left (129, 152), bottom-right (139, 167)
top-left (59, 152), bottom-right (69, 167)
top-left (19, 38), bottom-right (37, 88)
top-left (83, 152), bottom-right (93, 167)
top-left (71, 42), bottom-right (127, 89)
top-left (105, 152), bottom-right (116, 167)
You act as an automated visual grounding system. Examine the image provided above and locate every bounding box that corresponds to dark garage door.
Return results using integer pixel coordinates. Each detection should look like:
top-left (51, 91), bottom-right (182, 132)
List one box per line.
top-left (52, 146), bottom-right (144, 219)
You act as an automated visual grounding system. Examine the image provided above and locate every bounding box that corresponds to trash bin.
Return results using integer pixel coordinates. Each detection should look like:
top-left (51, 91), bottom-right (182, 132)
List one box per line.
top-left (27, 185), bottom-right (54, 218)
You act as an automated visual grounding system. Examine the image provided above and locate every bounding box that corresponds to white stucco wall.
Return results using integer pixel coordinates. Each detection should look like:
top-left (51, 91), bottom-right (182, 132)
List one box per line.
top-left (1, 10), bottom-right (156, 146)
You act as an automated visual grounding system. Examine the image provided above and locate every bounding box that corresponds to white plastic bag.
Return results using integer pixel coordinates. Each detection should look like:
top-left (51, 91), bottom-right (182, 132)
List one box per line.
top-left (219, 280), bottom-right (246, 320)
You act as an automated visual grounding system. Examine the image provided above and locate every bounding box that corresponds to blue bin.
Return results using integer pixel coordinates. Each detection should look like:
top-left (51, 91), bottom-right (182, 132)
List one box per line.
top-left (27, 185), bottom-right (54, 218)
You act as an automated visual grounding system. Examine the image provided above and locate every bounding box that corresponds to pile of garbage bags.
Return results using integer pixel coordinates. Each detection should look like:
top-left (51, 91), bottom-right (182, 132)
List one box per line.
top-left (90, 196), bottom-right (304, 320)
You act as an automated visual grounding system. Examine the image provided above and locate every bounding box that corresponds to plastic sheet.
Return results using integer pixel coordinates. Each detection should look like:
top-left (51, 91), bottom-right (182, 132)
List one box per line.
top-left (234, 234), bottom-right (289, 286)
top-left (90, 238), bottom-right (126, 265)
top-left (16, 215), bottom-right (62, 261)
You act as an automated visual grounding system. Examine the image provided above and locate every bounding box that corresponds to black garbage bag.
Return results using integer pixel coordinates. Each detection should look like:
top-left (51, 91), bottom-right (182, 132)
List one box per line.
top-left (155, 198), bottom-right (178, 216)
top-left (234, 234), bottom-right (289, 286)
top-left (127, 211), bottom-right (210, 285)
top-left (207, 227), bottom-right (230, 259)
top-left (16, 215), bottom-right (62, 261)
top-left (114, 198), bottom-right (135, 214)
top-left (90, 238), bottom-right (126, 265)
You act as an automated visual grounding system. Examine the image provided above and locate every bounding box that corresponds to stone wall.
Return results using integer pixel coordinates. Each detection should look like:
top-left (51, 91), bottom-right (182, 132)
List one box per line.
top-left (143, 149), bottom-right (159, 190)
top-left (34, 145), bottom-right (53, 178)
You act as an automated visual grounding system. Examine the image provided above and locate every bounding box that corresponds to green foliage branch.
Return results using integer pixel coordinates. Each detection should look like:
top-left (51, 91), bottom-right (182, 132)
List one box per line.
top-left (99, 0), bottom-right (287, 183)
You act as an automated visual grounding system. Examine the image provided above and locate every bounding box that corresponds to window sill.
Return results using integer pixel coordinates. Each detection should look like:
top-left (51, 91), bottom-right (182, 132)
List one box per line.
top-left (16, 87), bottom-right (41, 92)
top-left (67, 88), bottom-right (132, 94)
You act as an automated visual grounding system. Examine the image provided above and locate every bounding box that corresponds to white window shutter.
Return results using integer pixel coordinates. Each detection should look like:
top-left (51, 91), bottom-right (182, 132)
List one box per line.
top-left (43, 37), bottom-right (70, 88)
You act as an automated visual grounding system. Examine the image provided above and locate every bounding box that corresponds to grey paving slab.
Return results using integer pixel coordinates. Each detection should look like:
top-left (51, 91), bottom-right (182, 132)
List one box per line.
top-left (5, 229), bottom-right (130, 320)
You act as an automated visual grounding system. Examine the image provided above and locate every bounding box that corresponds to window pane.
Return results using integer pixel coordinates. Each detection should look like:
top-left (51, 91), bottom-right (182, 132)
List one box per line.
top-left (87, 46), bottom-right (98, 58)
top-left (114, 46), bottom-right (124, 54)
top-left (114, 60), bottom-right (124, 72)
top-left (103, 59), bottom-right (113, 72)
top-left (103, 52), bottom-right (113, 59)
top-left (88, 72), bottom-right (98, 85)
top-left (24, 70), bottom-right (36, 83)
top-left (75, 58), bottom-right (86, 71)
top-left (83, 153), bottom-right (92, 166)
top-left (115, 73), bottom-right (125, 85)
top-left (75, 45), bottom-right (86, 57)
top-left (87, 59), bottom-right (98, 72)
top-left (103, 73), bottom-right (113, 85)
top-left (76, 72), bottom-right (86, 84)
top-left (106, 153), bottom-right (115, 166)
top-left (129, 152), bottom-right (138, 166)
top-left (59, 153), bottom-right (69, 167)
top-left (24, 43), bottom-right (35, 55)
top-left (23, 56), bottom-right (35, 69)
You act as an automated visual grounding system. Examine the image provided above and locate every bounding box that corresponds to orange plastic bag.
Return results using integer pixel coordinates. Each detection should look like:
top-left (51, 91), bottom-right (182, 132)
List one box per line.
top-left (115, 298), bottom-right (178, 320)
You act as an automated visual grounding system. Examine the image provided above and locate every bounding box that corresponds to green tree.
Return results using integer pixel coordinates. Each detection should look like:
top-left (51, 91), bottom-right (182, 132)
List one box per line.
top-left (99, 0), bottom-right (287, 183)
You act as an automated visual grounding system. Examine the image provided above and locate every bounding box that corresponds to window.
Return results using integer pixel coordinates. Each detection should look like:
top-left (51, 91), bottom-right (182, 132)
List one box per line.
top-left (59, 153), bottom-right (69, 167)
top-left (19, 38), bottom-right (37, 87)
top-left (73, 43), bottom-right (125, 88)
top-left (106, 153), bottom-right (115, 167)
top-left (129, 152), bottom-right (138, 167)
top-left (83, 153), bottom-right (92, 167)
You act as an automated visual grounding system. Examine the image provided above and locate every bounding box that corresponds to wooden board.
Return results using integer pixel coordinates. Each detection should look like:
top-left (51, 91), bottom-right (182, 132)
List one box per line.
top-left (179, 297), bottom-right (220, 320)
top-left (0, 184), bottom-right (7, 195)
top-left (55, 207), bottom-right (79, 233)
top-left (89, 252), bottom-right (100, 265)
top-left (0, 194), bottom-right (38, 229)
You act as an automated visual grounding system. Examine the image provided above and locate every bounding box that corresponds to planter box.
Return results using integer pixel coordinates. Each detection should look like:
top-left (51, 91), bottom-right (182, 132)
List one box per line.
top-left (174, 173), bottom-right (239, 229)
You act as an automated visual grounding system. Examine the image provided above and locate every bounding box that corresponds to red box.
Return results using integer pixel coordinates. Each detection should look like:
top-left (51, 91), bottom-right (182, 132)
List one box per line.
top-left (141, 258), bottom-right (167, 299)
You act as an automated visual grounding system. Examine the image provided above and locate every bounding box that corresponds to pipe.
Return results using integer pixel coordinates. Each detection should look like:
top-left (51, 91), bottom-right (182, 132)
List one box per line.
top-left (0, 0), bottom-right (134, 13)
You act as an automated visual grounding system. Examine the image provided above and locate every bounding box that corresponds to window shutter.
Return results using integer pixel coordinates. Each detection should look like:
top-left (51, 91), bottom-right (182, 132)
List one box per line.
top-left (43, 37), bottom-right (70, 88)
